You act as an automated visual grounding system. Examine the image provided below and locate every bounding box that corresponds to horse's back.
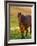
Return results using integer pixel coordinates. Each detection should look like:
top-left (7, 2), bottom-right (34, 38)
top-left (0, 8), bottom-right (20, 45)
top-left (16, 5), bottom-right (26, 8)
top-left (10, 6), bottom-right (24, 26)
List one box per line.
top-left (21, 15), bottom-right (31, 26)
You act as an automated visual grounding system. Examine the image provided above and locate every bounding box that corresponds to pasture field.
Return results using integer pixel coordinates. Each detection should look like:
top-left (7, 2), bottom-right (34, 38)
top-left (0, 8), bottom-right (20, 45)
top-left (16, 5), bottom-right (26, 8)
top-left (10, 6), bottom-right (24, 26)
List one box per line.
top-left (9, 15), bottom-right (32, 39)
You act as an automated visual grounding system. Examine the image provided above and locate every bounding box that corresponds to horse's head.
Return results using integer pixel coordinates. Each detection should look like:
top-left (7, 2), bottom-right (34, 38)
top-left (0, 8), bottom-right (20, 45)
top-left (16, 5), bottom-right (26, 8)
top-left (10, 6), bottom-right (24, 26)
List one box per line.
top-left (18, 12), bottom-right (22, 21)
top-left (18, 12), bottom-right (21, 17)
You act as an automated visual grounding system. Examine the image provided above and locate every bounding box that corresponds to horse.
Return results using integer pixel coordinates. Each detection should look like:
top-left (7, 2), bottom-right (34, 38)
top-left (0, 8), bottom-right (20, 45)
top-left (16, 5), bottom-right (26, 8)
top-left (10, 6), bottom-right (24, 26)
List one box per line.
top-left (18, 13), bottom-right (31, 38)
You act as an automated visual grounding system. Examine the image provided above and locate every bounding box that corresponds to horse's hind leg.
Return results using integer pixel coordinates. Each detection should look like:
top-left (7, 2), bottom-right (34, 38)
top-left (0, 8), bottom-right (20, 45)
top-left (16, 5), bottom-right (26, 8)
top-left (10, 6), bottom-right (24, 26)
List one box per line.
top-left (30, 26), bottom-right (31, 35)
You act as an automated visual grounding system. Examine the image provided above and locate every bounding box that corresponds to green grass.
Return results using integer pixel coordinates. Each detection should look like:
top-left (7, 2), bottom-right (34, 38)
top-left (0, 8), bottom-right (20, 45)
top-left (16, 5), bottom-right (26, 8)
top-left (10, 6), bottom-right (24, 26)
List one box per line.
top-left (9, 15), bottom-right (32, 39)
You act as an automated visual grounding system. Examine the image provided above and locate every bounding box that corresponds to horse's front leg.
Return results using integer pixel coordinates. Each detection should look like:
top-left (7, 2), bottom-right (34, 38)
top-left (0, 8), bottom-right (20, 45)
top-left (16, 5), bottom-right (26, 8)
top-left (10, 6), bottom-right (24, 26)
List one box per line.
top-left (20, 24), bottom-right (25, 39)
top-left (25, 28), bottom-right (28, 36)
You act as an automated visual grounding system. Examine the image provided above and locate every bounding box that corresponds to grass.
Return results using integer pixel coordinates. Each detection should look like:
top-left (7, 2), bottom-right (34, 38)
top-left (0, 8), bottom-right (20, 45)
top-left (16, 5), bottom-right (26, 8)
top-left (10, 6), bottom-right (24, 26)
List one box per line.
top-left (9, 15), bottom-right (32, 39)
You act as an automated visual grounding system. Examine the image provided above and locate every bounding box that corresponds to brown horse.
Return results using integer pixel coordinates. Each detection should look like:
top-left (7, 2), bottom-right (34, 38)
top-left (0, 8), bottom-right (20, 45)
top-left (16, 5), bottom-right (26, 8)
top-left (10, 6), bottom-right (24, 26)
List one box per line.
top-left (18, 13), bottom-right (31, 38)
